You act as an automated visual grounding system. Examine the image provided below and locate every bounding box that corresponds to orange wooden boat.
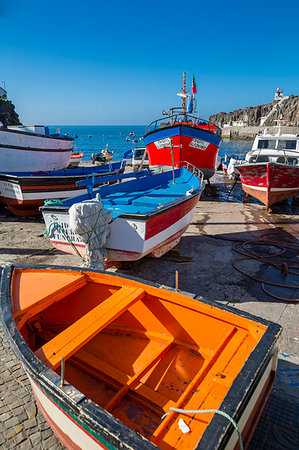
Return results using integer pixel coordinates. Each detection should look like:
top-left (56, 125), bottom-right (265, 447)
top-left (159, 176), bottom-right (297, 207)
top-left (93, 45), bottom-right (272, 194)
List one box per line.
top-left (0, 265), bottom-right (281, 449)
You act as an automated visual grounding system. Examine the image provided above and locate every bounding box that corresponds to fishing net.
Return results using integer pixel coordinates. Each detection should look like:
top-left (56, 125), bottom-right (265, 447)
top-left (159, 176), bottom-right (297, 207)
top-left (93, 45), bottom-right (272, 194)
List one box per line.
top-left (69, 193), bottom-right (113, 269)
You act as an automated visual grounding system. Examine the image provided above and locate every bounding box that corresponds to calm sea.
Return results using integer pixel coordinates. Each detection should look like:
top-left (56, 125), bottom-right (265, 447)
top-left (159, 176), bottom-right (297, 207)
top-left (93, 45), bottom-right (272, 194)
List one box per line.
top-left (49, 125), bottom-right (253, 162)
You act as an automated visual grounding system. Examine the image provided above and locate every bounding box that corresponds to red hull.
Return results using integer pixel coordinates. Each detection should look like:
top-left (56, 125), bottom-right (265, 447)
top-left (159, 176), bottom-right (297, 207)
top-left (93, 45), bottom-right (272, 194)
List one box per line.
top-left (237, 162), bottom-right (299, 208)
top-left (144, 125), bottom-right (222, 179)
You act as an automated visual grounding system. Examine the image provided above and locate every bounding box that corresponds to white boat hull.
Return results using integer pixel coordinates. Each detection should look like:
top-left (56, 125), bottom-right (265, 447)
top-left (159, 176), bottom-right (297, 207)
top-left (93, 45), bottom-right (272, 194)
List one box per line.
top-left (0, 128), bottom-right (73, 172)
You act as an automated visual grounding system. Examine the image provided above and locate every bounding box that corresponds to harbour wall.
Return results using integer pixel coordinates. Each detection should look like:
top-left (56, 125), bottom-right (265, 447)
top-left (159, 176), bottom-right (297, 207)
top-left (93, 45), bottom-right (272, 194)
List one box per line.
top-left (221, 126), bottom-right (299, 139)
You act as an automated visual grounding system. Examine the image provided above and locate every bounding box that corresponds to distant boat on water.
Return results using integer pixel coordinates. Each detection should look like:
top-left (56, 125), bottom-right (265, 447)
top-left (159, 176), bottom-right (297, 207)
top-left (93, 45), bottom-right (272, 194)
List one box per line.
top-left (68, 151), bottom-right (84, 167)
top-left (91, 144), bottom-right (114, 164)
top-left (0, 125), bottom-right (73, 172)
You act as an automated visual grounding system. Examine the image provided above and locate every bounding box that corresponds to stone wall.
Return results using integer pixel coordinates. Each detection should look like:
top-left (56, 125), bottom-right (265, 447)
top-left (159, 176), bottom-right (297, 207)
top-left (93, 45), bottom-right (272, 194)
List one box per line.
top-left (220, 126), bottom-right (299, 139)
top-left (210, 95), bottom-right (299, 128)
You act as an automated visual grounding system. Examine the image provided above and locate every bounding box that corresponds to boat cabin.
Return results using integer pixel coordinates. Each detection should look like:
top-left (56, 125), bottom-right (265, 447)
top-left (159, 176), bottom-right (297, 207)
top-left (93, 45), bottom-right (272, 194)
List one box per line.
top-left (247, 132), bottom-right (299, 166)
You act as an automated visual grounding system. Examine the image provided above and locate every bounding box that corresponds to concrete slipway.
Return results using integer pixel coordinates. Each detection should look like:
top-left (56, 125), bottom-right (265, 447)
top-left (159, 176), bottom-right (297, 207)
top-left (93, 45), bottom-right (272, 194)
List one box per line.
top-left (0, 172), bottom-right (298, 449)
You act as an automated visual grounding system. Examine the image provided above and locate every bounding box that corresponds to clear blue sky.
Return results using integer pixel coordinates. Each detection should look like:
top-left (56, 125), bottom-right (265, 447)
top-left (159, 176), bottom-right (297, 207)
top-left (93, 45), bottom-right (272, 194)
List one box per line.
top-left (1, 0), bottom-right (298, 125)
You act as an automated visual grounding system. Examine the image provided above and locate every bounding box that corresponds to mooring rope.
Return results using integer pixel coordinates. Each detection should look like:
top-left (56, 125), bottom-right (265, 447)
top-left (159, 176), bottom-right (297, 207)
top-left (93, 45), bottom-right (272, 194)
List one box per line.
top-left (161, 407), bottom-right (243, 450)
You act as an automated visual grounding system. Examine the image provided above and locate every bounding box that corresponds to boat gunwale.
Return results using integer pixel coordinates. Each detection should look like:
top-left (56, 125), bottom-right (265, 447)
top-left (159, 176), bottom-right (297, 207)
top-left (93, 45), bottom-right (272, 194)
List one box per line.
top-left (235, 161), bottom-right (299, 170)
top-left (0, 264), bottom-right (282, 449)
top-left (0, 126), bottom-right (74, 141)
top-left (0, 167), bottom-right (125, 187)
top-left (144, 122), bottom-right (222, 143)
top-left (39, 184), bottom-right (204, 221)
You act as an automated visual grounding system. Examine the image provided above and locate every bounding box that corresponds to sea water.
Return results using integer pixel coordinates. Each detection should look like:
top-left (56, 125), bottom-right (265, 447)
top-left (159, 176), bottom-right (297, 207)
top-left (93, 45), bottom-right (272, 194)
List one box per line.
top-left (49, 125), bottom-right (253, 162)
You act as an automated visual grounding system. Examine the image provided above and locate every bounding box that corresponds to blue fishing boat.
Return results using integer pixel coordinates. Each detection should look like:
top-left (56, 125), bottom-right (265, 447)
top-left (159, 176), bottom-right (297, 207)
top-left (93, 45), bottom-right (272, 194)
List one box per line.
top-left (0, 161), bottom-right (125, 216)
top-left (41, 167), bottom-right (204, 265)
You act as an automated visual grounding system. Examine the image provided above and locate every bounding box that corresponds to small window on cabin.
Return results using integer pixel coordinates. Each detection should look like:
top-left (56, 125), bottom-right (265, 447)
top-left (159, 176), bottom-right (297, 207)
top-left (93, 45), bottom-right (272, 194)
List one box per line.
top-left (257, 139), bottom-right (276, 149)
top-left (249, 155), bottom-right (270, 163)
top-left (277, 140), bottom-right (297, 150)
top-left (277, 156), bottom-right (298, 165)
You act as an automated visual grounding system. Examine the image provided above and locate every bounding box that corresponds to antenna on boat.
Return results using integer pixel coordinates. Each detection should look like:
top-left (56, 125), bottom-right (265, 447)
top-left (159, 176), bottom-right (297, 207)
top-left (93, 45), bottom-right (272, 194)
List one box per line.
top-left (170, 140), bottom-right (176, 184)
top-left (182, 72), bottom-right (186, 114)
top-left (177, 72), bottom-right (187, 114)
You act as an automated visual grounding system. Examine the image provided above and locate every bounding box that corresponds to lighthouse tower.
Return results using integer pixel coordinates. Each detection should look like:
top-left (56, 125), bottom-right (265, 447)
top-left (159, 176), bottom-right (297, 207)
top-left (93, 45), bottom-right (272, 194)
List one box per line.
top-left (274, 86), bottom-right (283, 101)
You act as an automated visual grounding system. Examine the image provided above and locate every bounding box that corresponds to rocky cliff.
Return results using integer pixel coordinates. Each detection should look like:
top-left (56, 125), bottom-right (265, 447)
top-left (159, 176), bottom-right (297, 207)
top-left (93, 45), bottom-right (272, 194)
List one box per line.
top-left (209, 95), bottom-right (299, 128)
top-left (0, 99), bottom-right (22, 126)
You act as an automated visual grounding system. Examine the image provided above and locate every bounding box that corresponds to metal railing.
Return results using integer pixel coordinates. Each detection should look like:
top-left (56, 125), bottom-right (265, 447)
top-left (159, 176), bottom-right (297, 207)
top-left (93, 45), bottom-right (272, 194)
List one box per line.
top-left (146, 111), bottom-right (221, 137)
top-left (179, 161), bottom-right (205, 186)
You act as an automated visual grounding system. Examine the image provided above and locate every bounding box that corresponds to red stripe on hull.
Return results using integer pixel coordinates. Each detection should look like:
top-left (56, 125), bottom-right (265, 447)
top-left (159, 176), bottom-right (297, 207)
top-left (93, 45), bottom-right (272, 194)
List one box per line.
top-left (145, 194), bottom-right (200, 239)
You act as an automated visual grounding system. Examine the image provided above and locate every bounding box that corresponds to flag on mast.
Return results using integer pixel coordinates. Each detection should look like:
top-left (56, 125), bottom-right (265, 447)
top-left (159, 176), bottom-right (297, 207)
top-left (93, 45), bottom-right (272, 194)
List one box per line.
top-left (192, 75), bottom-right (197, 95)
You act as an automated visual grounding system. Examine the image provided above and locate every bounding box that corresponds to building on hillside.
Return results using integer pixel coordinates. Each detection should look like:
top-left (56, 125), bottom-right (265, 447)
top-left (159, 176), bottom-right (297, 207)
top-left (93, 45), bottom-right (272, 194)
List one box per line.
top-left (274, 86), bottom-right (284, 101)
top-left (0, 87), bottom-right (7, 99)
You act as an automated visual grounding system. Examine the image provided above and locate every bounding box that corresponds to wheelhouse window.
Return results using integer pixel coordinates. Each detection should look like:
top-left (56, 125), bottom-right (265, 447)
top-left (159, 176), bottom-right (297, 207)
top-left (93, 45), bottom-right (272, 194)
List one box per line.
top-left (276, 156), bottom-right (298, 165)
top-left (277, 140), bottom-right (297, 150)
top-left (249, 155), bottom-right (270, 163)
top-left (257, 139), bottom-right (276, 149)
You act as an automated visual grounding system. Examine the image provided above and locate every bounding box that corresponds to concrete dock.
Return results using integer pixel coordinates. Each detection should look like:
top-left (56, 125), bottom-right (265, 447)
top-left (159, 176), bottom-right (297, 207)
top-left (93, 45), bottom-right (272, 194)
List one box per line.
top-left (0, 172), bottom-right (298, 449)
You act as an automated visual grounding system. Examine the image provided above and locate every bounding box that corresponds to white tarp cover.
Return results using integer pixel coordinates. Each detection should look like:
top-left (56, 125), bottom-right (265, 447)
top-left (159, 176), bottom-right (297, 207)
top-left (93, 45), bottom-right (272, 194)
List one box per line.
top-left (69, 193), bottom-right (113, 269)
top-left (227, 158), bottom-right (240, 179)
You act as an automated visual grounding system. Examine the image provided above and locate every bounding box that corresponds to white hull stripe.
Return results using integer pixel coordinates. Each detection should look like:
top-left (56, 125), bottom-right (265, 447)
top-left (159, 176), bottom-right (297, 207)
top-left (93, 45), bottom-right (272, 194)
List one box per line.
top-left (13, 188), bottom-right (90, 201)
top-left (48, 206), bottom-right (196, 255)
top-left (242, 184), bottom-right (299, 192)
top-left (225, 354), bottom-right (275, 448)
top-left (29, 376), bottom-right (104, 449)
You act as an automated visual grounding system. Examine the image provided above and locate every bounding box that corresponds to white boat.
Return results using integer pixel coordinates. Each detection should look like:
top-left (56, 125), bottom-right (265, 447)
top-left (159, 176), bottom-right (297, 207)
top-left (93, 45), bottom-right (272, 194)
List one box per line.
top-left (0, 125), bottom-right (73, 172)
top-left (235, 127), bottom-right (299, 208)
top-left (40, 168), bottom-right (204, 266)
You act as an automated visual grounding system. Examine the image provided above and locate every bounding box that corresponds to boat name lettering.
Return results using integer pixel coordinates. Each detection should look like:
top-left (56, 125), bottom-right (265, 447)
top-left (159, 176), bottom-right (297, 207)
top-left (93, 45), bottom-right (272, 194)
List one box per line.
top-left (0, 181), bottom-right (23, 200)
top-left (155, 138), bottom-right (172, 149)
top-left (50, 220), bottom-right (81, 242)
top-left (189, 139), bottom-right (209, 150)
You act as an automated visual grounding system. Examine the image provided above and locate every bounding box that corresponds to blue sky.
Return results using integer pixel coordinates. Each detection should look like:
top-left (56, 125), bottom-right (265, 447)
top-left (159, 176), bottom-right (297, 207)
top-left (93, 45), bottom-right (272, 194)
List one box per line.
top-left (1, 0), bottom-right (298, 125)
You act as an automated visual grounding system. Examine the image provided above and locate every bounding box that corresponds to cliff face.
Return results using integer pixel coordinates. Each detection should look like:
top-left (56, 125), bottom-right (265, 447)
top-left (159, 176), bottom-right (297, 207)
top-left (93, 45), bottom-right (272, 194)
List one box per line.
top-left (0, 99), bottom-right (22, 126)
top-left (209, 95), bottom-right (299, 128)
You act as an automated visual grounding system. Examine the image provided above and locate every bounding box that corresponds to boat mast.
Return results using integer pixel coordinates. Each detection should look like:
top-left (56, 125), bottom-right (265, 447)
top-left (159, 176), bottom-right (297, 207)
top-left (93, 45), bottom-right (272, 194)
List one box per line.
top-left (182, 72), bottom-right (186, 114)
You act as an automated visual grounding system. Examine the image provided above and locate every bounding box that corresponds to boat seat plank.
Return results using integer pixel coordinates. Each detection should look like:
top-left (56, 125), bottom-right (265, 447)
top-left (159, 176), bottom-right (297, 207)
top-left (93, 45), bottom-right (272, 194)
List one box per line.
top-left (14, 274), bottom-right (88, 330)
top-left (35, 286), bottom-right (145, 370)
top-left (71, 348), bottom-right (176, 413)
top-left (104, 338), bottom-right (174, 412)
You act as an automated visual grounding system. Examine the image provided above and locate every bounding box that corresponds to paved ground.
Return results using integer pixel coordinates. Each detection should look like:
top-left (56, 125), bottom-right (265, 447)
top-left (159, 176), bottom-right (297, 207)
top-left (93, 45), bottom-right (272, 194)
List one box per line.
top-left (0, 172), bottom-right (298, 448)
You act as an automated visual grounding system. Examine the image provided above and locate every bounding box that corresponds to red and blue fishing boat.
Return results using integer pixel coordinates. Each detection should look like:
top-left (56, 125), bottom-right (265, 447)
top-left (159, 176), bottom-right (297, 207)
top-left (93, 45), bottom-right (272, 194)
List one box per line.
top-left (144, 73), bottom-right (222, 180)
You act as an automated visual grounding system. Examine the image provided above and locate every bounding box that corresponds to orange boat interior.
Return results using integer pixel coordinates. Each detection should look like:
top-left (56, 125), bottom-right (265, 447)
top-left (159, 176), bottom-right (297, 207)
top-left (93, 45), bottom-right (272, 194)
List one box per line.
top-left (11, 269), bottom-right (267, 449)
